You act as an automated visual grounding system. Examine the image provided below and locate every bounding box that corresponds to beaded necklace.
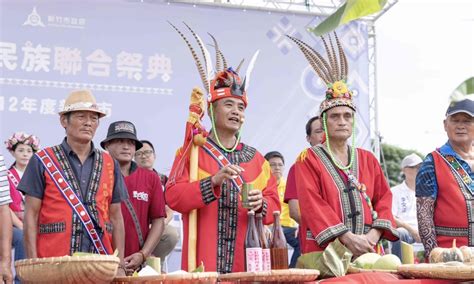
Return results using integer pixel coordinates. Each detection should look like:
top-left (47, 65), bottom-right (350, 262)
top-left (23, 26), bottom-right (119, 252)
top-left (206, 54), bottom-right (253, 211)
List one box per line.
top-left (322, 112), bottom-right (378, 220)
top-left (322, 112), bottom-right (356, 170)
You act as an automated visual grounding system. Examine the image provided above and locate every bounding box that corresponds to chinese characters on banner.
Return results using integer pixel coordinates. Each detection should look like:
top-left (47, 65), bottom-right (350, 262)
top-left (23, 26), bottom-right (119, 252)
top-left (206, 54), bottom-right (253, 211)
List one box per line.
top-left (0, 95), bottom-right (112, 117)
top-left (0, 41), bottom-right (173, 82)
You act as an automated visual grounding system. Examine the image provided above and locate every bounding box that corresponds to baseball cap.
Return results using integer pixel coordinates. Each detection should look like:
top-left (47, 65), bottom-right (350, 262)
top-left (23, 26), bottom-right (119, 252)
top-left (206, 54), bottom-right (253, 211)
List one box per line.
top-left (401, 153), bottom-right (423, 168)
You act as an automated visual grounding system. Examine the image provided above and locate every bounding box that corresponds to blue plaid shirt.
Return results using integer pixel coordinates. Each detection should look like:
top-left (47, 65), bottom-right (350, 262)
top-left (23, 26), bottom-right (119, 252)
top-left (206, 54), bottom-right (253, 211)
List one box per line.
top-left (416, 141), bottom-right (474, 199)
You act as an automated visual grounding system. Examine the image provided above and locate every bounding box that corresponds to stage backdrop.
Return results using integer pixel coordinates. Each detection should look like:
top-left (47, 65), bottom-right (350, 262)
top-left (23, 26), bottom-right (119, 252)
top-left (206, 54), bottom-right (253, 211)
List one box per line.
top-left (0, 0), bottom-right (370, 174)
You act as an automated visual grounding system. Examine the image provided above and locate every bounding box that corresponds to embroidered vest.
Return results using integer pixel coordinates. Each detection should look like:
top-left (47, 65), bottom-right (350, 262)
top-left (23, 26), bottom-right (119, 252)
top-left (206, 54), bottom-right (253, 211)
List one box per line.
top-left (37, 146), bottom-right (115, 257)
top-left (433, 151), bottom-right (474, 247)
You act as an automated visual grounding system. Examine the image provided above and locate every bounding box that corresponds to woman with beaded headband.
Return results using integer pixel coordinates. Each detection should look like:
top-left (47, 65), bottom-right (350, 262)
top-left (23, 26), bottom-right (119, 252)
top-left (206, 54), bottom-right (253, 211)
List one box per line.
top-left (166, 23), bottom-right (280, 273)
top-left (4, 132), bottom-right (40, 221)
top-left (4, 131), bottom-right (40, 282)
top-left (287, 33), bottom-right (398, 258)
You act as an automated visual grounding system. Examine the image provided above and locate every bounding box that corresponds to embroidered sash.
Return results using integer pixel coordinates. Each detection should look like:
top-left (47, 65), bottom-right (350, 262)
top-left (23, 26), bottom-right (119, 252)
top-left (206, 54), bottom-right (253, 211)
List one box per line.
top-left (36, 149), bottom-right (109, 255)
top-left (202, 141), bottom-right (244, 191)
top-left (7, 170), bottom-right (19, 188)
top-left (124, 199), bottom-right (144, 247)
top-left (51, 145), bottom-right (104, 253)
top-left (7, 169), bottom-right (25, 210)
top-left (437, 150), bottom-right (474, 194)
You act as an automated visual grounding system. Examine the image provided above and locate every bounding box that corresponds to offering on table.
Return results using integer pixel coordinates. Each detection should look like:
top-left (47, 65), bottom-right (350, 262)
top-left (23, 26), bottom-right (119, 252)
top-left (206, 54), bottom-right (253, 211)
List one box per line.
top-left (352, 253), bottom-right (381, 269)
top-left (429, 239), bottom-right (464, 263)
top-left (372, 254), bottom-right (401, 270)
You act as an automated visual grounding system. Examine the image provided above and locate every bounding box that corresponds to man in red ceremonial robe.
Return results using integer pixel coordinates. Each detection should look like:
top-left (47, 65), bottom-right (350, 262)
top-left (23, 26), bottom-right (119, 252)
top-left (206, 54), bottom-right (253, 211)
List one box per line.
top-left (166, 27), bottom-right (280, 273)
top-left (288, 34), bottom-right (398, 257)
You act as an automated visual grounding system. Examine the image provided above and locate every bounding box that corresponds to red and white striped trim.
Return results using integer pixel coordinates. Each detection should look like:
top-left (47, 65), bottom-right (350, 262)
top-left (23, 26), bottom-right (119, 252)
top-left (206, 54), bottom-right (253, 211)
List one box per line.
top-left (36, 149), bottom-right (109, 255)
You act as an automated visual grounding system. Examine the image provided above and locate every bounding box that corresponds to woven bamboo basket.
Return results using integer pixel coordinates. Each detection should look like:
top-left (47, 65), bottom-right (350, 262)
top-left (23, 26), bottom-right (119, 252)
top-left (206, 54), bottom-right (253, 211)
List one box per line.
top-left (112, 272), bottom-right (218, 283)
top-left (217, 268), bottom-right (320, 282)
top-left (347, 266), bottom-right (398, 274)
top-left (15, 255), bottom-right (120, 284)
top-left (397, 262), bottom-right (474, 280)
top-left (112, 275), bottom-right (166, 284)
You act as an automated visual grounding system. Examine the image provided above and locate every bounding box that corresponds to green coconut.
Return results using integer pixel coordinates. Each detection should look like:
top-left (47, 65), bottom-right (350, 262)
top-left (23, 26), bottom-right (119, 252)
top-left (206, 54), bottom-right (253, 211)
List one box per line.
top-left (372, 254), bottom-right (402, 270)
top-left (352, 253), bottom-right (381, 269)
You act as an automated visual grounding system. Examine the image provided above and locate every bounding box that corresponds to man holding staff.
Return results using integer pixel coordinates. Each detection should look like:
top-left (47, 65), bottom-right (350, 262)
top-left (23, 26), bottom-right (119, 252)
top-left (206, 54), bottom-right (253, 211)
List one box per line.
top-left (166, 24), bottom-right (280, 273)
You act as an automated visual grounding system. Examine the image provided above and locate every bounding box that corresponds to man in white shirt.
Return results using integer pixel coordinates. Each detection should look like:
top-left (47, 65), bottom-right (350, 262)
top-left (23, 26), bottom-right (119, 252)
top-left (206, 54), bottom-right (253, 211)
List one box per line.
top-left (391, 153), bottom-right (423, 258)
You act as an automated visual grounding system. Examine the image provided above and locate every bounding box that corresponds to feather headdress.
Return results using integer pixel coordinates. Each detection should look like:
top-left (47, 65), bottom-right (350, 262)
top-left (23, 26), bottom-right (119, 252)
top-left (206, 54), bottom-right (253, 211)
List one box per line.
top-left (287, 32), bottom-right (356, 114)
top-left (169, 22), bottom-right (259, 107)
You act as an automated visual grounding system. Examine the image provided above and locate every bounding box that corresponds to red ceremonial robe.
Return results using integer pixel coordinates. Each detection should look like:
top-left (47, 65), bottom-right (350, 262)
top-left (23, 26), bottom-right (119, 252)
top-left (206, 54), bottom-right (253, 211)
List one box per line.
top-left (432, 151), bottom-right (473, 247)
top-left (294, 146), bottom-right (398, 253)
top-left (165, 140), bottom-right (280, 273)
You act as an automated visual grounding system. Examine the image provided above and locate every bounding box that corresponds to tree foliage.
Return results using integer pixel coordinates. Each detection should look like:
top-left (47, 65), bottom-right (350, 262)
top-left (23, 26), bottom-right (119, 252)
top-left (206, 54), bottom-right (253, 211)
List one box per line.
top-left (380, 143), bottom-right (425, 187)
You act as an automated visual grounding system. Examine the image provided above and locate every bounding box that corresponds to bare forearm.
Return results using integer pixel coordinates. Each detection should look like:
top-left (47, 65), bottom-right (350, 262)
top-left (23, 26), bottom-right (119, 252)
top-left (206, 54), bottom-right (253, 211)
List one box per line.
top-left (395, 218), bottom-right (416, 232)
top-left (141, 218), bottom-right (165, 256)
top-left (0, 205), bottom-right (12, 262)
top-left (24, 197), bottom-right (42, 259)
top-left (417, 197), bottom-right (437, 257)
top-left (10, 209), bottom-right (23, 229)
top-left (366, 228), bottom-right (382, 244)
top-left (288, 200), bottom-right (300, 224)
top-left (165, 206), bottom-right (173, 225)
top-left (24, 209), bottom-right (38, 258)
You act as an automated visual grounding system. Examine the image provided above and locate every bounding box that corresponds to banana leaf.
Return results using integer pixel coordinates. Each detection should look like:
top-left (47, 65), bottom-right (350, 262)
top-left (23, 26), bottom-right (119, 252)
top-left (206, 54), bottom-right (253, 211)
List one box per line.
top-left (296, 238), bottom-right (352, 278)
top-left (310, 0), bottom-right (387, 36)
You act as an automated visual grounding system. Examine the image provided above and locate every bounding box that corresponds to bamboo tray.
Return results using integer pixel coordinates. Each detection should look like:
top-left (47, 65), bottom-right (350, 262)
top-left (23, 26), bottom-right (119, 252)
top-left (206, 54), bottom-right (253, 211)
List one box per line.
top-left (347, 265), bottom-right (398, 274)
top-left (217, 269), bottom-right (320, 282)
top-left (397, 262), bottom-right (474, 280)
top-left (15, 255), bottom-right (120, 284)
top-left (112, 272), bottom-right (218, 283)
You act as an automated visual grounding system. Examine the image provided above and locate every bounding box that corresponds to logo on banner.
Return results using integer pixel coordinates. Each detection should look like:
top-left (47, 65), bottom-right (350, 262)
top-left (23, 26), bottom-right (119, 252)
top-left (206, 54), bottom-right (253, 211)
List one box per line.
top-left (300, 65), bottom-right (325, 101)
top-left (23, 7), bottom-right (45, 28)
top-left (267, 17), bottom-right (302, 55)
top-left (22, 6), bottom-right (86, 29)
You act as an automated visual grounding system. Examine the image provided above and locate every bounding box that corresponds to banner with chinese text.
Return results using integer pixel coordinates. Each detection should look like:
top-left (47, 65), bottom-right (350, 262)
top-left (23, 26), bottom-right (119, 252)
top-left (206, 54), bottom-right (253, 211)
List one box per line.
top-left (0, 0), bottom-right (370, 173)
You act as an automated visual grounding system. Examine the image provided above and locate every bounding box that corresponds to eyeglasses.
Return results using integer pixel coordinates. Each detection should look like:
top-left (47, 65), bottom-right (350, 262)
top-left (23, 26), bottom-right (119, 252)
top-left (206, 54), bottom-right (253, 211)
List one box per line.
top-left (135, 150), bottom-right (154, 158)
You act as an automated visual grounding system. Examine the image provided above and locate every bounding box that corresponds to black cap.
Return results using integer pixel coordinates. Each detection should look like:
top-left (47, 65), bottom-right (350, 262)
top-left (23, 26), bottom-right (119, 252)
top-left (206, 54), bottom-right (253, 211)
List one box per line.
top-left (264, 151), bottom-right (285, 164)
top-left (100, 121), bottom-right (143, 150)
top-left (446, 99), bottom-right (474, 117)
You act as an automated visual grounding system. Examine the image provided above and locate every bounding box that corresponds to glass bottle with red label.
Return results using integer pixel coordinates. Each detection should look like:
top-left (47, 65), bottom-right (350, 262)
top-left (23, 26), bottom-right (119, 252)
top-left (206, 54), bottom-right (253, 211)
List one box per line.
top-left (245, 210), bottom-right (263, 272)
top-left (256, 213), bottom-right (271, 271)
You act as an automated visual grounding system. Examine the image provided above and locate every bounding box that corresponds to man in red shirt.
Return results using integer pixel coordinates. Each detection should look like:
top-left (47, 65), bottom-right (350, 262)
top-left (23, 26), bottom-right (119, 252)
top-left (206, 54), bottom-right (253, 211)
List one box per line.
top-left (284, 116), bottom-right (324, 224)
top-left (102, 121), bottom-right (166, 274)
top-left (284, 116), bottom-right (324, 253)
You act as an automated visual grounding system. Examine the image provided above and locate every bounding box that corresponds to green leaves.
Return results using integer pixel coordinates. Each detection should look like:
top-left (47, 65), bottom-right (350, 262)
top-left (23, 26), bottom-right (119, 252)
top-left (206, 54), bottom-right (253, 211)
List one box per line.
top-left (310, 0), bottom-right (387, 36)
top-left (381, 143), bottom-right (424, 187)
top-left (450, 77), bottom-right (474, 103)
top-left (191, 261), bottom-right (205, 273)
